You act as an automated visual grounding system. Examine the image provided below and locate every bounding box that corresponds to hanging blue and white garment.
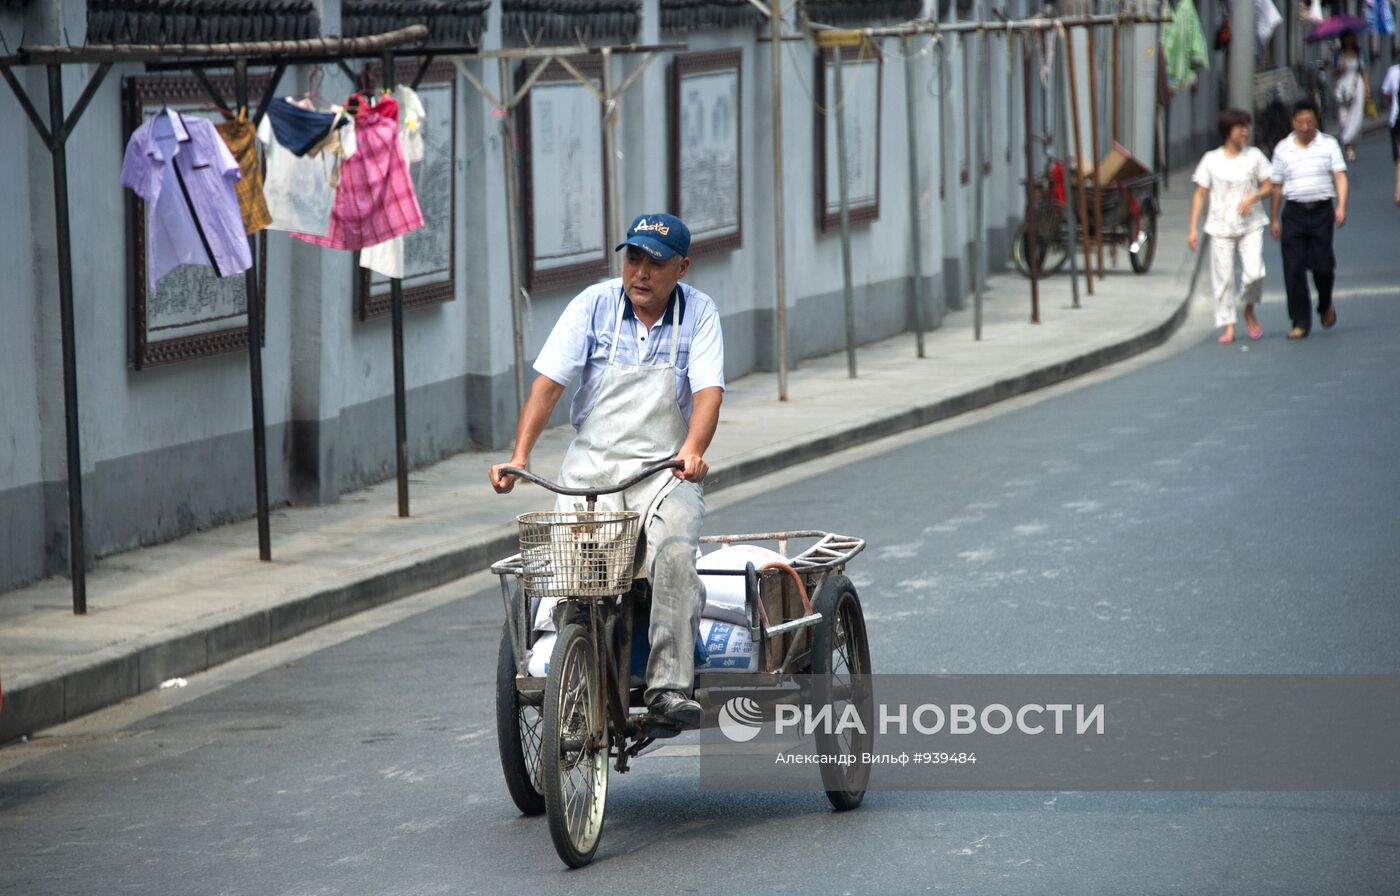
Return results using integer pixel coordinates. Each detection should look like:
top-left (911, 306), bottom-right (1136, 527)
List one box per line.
top-left (1368, 0), bottom-right (1396, 36)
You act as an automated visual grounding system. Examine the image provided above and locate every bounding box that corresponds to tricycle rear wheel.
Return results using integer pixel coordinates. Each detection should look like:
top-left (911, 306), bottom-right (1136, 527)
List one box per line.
top-left (542, 622), bottom-right (609, 868)
top-left (811, 576), bottom-right (874, 811)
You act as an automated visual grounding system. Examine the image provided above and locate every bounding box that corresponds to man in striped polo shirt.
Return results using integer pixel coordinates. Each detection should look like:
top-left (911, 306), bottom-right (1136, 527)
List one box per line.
top-left (1268, 100), bottom-right (1348, 339)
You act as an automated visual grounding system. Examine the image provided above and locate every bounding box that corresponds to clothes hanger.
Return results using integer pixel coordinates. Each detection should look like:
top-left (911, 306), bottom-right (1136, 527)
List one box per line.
top-left (306, 65), bottom-right (330, 111)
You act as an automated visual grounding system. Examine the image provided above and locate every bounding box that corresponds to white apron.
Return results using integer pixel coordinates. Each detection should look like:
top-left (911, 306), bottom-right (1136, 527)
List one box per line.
top-left (556, 291), bottom-right (688, 578)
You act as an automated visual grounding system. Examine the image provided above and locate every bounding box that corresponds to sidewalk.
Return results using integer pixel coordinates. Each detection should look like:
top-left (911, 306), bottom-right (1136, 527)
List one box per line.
top-left (0, 171), bottom-right (1205, 743)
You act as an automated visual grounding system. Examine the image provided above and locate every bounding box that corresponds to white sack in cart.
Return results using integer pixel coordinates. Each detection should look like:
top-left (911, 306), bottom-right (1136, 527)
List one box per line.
top-left (526, 632), bottom-right (556, 677)
top-left (533, 596), bottom-right (558, 632)
top-left (698, 618), bottom-right (758, 672)
top-left (697, 544), bottom-right (788, 626)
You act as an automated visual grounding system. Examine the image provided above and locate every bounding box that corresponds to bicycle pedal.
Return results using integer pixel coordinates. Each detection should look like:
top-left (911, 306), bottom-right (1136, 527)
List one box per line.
top-left (638, 715), bottom-right (685, 739)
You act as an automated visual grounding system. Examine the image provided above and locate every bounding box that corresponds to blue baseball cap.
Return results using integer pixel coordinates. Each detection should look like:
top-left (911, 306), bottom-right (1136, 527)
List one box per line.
top-left (615, 213), bottom-right (691, 261)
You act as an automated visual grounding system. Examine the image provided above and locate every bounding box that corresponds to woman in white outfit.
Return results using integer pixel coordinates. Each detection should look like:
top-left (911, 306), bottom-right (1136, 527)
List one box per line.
top-left (1187, 109), bottom-right (1274, 344)
top-left (1334, 31), bottom-right (1368, 161)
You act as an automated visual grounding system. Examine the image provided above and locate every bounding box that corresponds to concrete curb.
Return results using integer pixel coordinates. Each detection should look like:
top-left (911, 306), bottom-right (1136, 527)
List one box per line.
top-left (0, 289), bottom-right (1192, 744)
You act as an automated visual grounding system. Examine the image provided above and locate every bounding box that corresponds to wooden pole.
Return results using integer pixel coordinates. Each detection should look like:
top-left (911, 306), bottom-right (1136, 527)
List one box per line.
top-left (1021, 37), bottom-right (1040, 323)
top-left (1062, 24), bottom-right (1095, 296)
top-left (1111, 22), bottom-right (1121, 267)
top-left (1111, 20), bottom-right (1121, 142)
top-left (1087, 27), bottom-right (1105, 280)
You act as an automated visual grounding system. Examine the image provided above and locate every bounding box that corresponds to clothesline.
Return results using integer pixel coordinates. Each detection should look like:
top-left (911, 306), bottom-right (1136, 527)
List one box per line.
top-left (123, 81), bottom-right (431, 295)
top-left (0, 25), bottom-right (431, 66)
top-left (1, 26), bottom-right (438, 613)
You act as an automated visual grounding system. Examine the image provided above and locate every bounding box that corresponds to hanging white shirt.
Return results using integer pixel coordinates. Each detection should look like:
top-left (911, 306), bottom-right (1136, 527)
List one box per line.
top-left (257, 108), bottom-right (354, 236)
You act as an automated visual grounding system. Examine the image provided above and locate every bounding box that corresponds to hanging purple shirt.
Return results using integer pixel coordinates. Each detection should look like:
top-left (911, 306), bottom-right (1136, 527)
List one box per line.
top-left (121, 108), bottom-right (252, 292)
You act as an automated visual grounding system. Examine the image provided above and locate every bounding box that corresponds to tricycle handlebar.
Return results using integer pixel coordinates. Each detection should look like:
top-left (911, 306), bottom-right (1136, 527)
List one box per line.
top-left (498, 459), bottom-right (683, 498)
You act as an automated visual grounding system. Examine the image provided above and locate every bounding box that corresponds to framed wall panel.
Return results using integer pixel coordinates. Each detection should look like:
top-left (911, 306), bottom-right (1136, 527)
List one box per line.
top-left (124, 72), bottom-right (268, 369)
top-left (519, 59), bottom-right (609, 290)
top-left (669, 48), bottom-right (743, 255)
top-left (356, 61), bottom-right (459, 320)
top-left (815, 44), bottom-right (882, 229)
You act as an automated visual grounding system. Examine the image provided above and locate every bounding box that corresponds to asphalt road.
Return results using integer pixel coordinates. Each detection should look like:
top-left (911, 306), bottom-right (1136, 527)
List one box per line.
top-left (2, 133), bottom-right (1397, 894)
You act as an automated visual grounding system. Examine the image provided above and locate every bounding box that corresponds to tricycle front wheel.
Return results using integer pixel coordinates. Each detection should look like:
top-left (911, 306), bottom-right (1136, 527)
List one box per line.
top-left (542, 622), bottom-right (610, 868)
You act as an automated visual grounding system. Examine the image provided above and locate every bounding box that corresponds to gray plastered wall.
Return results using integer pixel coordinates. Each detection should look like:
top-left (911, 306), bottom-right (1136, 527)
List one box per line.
top-left (0, 0), bottom-right (1226, 592)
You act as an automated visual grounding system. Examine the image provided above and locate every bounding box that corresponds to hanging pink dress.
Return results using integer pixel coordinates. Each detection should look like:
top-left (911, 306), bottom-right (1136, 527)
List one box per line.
top-left (293, 93), bottom-right (423, 251)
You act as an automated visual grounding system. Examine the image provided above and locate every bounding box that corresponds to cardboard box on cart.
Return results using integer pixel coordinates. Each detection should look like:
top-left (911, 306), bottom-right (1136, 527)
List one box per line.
top-left (1090, 141), bottom-right (1150, 186)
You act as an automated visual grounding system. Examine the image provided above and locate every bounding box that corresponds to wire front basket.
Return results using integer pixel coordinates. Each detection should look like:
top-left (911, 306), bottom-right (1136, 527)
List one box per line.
top-left (516, 510), bottom-right (641, 598)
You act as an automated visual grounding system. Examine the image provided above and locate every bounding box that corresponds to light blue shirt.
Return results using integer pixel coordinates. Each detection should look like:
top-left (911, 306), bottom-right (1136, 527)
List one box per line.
top-left (533, 279), bottom-right (726, 431)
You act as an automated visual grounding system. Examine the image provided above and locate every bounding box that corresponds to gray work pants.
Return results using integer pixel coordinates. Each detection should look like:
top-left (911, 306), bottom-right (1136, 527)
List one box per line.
top-left (640, 480), bottom-right (705, 703)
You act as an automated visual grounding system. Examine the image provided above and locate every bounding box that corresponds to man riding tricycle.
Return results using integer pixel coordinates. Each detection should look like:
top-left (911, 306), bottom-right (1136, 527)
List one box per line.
top-left (488, 214), bottom-right (872, 867)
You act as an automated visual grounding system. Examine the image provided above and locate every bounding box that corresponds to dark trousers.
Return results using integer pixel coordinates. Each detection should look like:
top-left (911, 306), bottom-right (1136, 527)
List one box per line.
top-left (1279, 199), bottom-right (1336, 333)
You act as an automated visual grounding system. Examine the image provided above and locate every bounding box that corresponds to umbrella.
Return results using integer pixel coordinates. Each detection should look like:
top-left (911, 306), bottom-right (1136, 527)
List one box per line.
top-left (1305, 14), bottom-right (1369, 41)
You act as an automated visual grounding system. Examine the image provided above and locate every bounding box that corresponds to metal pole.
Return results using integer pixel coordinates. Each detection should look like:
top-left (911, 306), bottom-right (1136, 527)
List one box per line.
top-left (47, 63), bottom-right (88, 614)
top-left (1157, 16), bottom-right (1169, 187)
top-left (973, 29), bottom-right (986, 341)
top-left (833, 44), bottom-right (857, 378)
top-left (1229, 0), bottom-right (1256, 113)
top-left (232, 60), bottom-right (272, 561)
top-left (1005, 26), bottom-right (1014, 165)
top-left (771, 2), bottom-right (789, 400)
top-left (499, 57), bottom-right (529, 414)
top-left (1087, 27), bottom-right (1105, 279)
top-left (601, 47), bottom-right (622, 279)
top-left (1021, 39), bottom-right (1040, 325)
top-left (1063, 25), bottom-right (1095, 296)
top-left (1055, 35), bottom-right (1083, 310)
top-left (902, 34), bottom-right (927, 359)
top-left (384, 49), bottom-right (409, 517)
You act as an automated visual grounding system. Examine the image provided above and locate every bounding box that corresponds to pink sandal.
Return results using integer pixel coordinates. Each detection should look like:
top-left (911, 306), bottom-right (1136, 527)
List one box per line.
top-left (1246, 320), bottom-right (1263, 340)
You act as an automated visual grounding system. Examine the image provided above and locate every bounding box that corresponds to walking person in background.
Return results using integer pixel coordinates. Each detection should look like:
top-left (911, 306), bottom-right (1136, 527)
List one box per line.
top-left (1382, 61), bottom-right (1400, 205)
top-left (1269, 100), bottom-right (1348, 340)
top-left (1333, 32), bottom-right (1369, 162)
top-left (1188, 109), bottom-right (1273, 343)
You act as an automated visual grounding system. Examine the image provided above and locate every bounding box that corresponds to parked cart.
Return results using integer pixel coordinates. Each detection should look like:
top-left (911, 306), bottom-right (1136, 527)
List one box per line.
top-left (1013, 162), bottom-right (1161, 278)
